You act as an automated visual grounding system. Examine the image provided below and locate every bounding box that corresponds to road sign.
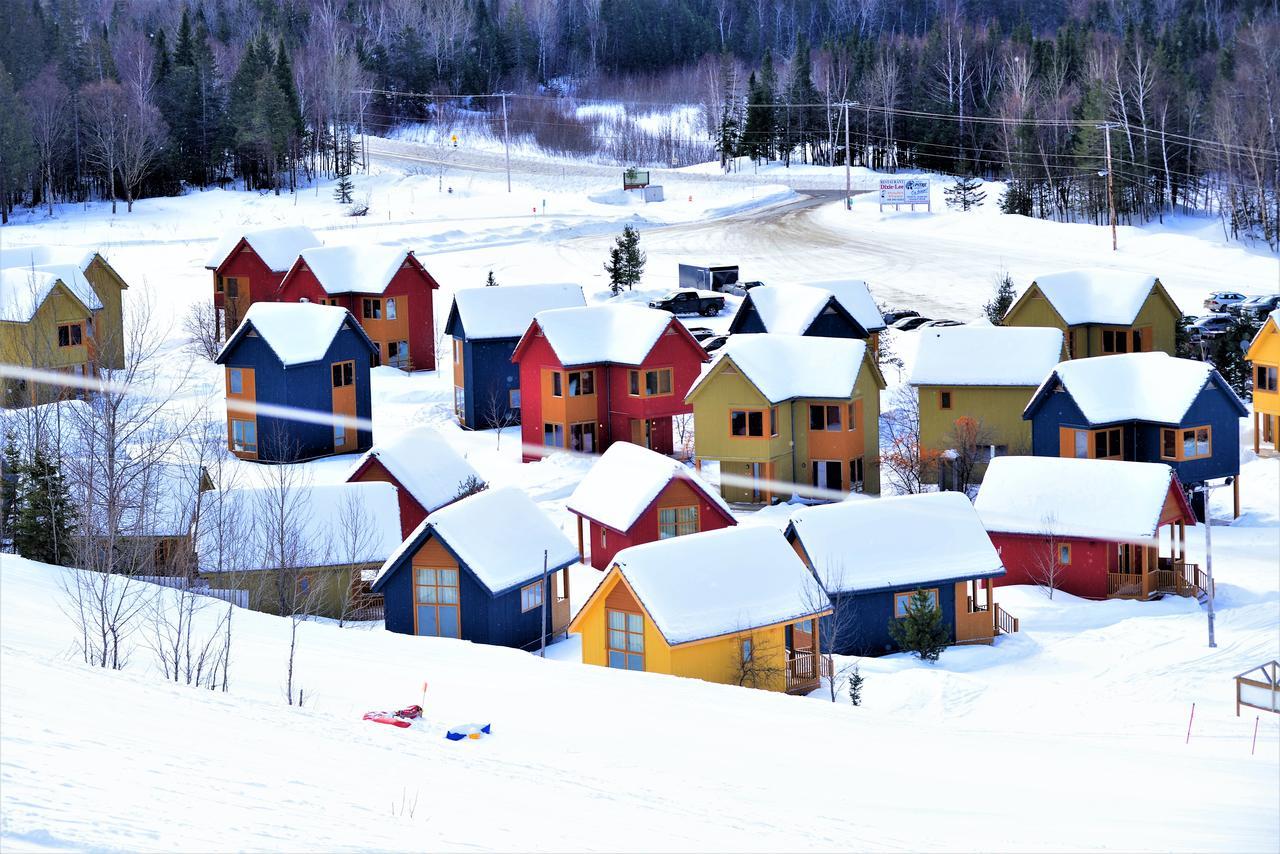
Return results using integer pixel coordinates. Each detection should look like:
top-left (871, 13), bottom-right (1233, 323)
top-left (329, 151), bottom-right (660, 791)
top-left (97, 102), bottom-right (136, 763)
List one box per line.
top-left (879, 177), bottom-right (930, 210)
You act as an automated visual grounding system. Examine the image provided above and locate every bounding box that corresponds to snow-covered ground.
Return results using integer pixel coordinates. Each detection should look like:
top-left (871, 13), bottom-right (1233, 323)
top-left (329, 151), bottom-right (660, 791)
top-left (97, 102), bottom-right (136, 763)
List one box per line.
top-left (1, 147), bottom-right (1278, 850)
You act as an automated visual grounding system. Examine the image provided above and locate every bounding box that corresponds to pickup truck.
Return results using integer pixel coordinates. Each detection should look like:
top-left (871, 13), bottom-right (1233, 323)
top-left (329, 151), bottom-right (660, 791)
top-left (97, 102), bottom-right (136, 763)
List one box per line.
top-left (648, 289), bottom-right (726, 317)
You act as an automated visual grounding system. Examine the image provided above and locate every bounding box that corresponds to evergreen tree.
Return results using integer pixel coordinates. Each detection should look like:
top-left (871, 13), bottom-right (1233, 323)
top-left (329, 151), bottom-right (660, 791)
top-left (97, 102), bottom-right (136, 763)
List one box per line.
top-left (757, 50), bottom-right (778, 159)
top-left (273, 39), bottom-right (303, 138)
top-left (153, 28), bottom-right (171, 83)
top-left (887, 589), bottom-right (949, 661)
top-left (1, 429), bottom-right (20, 548)
top-left (13, 445), bottom-right (77, 566)
top-left (738, 72), bottom-right (769, 161)
top-left (485, 270), bottom-right (498, 287)
top-left (1203, 315), bottom-right (1258, 397)
top-left (998, 179), bottom-right (1033, 217)
top-left (983, 272), bottom-right (1017, 325)
top-left (0, 60), bottom-right (35, 224)
top-left (619, 225), bottom-right (646, 290)
top-left (603, 245), bottom-right (625, 296)
top-left (714, 53), bottom-right (740, 169)
top-left (173, 8), bottom-right (196, 67)
top-left (944, 174), bottom-right (986, 211)
top-left (784, 37), bottom-right (821, 165)
top-left (847, 665), bottom-right (864, 706)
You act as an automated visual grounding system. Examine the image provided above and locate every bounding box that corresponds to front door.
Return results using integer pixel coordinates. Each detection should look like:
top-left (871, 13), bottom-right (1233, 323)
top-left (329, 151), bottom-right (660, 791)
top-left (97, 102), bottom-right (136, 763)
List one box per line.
top-left (413, 567), bottom-right (461, 638)
top-left (812, 460), bottom-right (842, 492)
top-left (331, 360), bottom-right (357, 452)
top-left (630, 418), bottom-right (651, 449)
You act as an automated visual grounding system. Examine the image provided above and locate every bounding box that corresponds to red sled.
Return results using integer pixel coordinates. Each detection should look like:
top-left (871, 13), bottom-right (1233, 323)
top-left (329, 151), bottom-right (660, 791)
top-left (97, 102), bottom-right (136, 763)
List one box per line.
top-left (363, 705), bottom-right (423, 728)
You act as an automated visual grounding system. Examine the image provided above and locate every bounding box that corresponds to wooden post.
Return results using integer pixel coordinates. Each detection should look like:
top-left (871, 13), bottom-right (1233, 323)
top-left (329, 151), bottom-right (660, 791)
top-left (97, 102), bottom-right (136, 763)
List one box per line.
top-left (500, 92), bottom-right (512, 194)
top-left (1233, 476), bottom-right (1240, 519)
top-left (562, 565), bottom-right (570, 608)
top-left (576, 516), bottom-right (584, 562)
top-left (1103, 123), bottom-right (1118, 251)
top-left (1256, 412), bottom-right (1261, 455)
top-left (986, 580), bottom-right (994, 635)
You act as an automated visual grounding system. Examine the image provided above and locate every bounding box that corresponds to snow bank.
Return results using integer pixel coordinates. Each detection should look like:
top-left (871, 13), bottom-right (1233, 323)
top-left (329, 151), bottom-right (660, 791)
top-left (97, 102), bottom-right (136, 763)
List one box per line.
top-left (566, 441), bottom-right (730, 532)
top-left (450, 282), bottom-right (585, 340)
top-left (910, 326), bottom-right (1063, 386)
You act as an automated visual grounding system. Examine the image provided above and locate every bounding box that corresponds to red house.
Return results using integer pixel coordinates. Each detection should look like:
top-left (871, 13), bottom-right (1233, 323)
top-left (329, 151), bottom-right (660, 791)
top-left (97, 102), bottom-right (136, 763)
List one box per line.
top-left (511, 304), bottom-right (709, 463)
top-left (204, 225), bottom-right (320, 339)
top-left (974, 456), bottom-right (1203, 601)
top-left (566, 441), bottom-right (736, 569)
top-left (346, 426), bottom-right (485, 539)
top-left (276, 244), bottom-right (439, 372)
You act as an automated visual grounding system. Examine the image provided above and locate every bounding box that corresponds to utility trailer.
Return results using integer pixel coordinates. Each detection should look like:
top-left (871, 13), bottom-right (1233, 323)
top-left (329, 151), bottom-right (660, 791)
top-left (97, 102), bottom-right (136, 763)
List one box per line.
top-left (678, 263), bottom-right (739, 293)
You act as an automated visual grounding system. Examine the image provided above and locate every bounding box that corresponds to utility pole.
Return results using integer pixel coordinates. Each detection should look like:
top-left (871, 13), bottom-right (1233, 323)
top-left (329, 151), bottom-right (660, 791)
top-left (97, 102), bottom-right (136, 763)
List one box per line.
top-left (1102, 122), bottom-right (1118, 251)
top-left (1195, 477), bottom-right (1231, 649)
top-left (843, 101), bottom-right (852, 210)
top-left (538, 549), bottom-right (548, 657)
top-left (500, 92), bottom-right (512, 194)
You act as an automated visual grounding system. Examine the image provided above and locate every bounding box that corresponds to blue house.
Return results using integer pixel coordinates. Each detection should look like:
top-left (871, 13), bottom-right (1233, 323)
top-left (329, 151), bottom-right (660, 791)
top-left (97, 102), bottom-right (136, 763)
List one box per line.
top-left (445, 283), bottom-right (585, 428)
top-left (215, 302), bottom-right (378, 463)
top-left (1024, 352), bottom-right (1248, 517)
top-left (786, 492), bottom-right (1014, 656)
top-left (370, 485), bottom-right (580, 649)
top-left (728, 279), bottom-right (886, 343)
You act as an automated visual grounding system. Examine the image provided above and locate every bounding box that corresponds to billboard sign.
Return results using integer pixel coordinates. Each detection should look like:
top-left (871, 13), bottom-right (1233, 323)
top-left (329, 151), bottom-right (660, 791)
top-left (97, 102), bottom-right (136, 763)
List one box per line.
top-left (879, 177), bottom-right (930, 206)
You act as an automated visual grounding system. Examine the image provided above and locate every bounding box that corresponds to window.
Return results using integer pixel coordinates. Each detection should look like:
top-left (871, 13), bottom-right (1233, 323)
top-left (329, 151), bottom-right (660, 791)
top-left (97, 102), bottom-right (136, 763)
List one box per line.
top-left (334, 422), bottom-right (347, 447)
top-left (509, 388), bottom-right (521, 410)
top-left (1058, 543), bottom-right (1072, 565)
top-left (231, 419), bottom-right (257, 453)
top-left (297, 575), bottom-right (311, 596)
top-left (387, 340), bottom-right (409, 368)
top-left (225, 277), bottom-right (239, 298)
top-left (362, 298), bottom-right (382, 320)
top-left (570, 421), bottom-right (596, 453)
top-left (386, 298), bottom-right (397, 320)
top-left (1101, 328), bottom-right (1129, 354)
top-left (629, 368), bottom-right (673, 397)
top-left (1131, 328), bottom-right (1145, 352)
top-left (847, 399), bottom-right (863, 432)
top-left (893, 588), bottom-right (939, 618)
top-left (1073, 430), bottom-right (1089, 459)
top-left (628, 370), bottom-right (640, 396)
top-left (731, 409), bottom-right (765, 437)
top-left (657, 506), bottom-right (698, 539)
top-left (414, 567), bottom-right (460, 638)
top-left (769, 406), bottom-right (778, 436)
top-left (1257, 365), bottom-right (1278, 393)
top-left (600, 529), bottom-right (606, 548)
top-left (1182, 426), bottom-right (1211, 460)
top-left (543, 423), bottom-right (564, 448)
top-left (216, 275), bottom-right (224, 293)
top-left (57, 323), bottom-right (83, 348)
top-left (551, 372), bottom-right (563, 397)
top-left (1093, 428), bottom-right (1122, 460)
top-left (454, 386), bottom-right (465, 416)
top-left (568, 370), bottom-right (595, 396)
top-left (850, 456), bottom-right (865, 492)
top-left (228, 368), bottom-right (244, 395)
top-left (809, 404), bottom-right (842, 431)
top-left (1161, 428), bottom-right (1177, 460)
top-left (741, 637), bottom-right (753, 663)
top-left (453, 339), bottom-right (462, 364)
top-left (520, 581), bottom-right (543, 613)
top-left (607, 609), bottom-right (644, 670)
top-left (939, 390), bottom-right (952, 410)
top-left (331, 361), bottom-right (354, 388)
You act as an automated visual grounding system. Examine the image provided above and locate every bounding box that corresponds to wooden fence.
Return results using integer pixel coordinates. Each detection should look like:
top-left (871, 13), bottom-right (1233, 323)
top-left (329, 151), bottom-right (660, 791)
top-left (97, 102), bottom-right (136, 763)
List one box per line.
top-left (136, 575), bottom-right (248, 609)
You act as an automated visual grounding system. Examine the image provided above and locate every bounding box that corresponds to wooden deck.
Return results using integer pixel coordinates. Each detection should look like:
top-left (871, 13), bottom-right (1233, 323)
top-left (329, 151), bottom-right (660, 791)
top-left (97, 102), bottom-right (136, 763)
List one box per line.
top-left (1107, 560), bottom-right (1211, 600)
top-left (785, 653), bottom-right (832, 694)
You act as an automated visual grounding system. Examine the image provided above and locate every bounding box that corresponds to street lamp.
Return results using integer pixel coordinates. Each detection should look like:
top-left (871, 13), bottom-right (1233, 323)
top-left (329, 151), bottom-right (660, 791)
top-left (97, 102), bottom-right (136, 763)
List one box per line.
top-left (1191, 476), bottom-right (1233, 648)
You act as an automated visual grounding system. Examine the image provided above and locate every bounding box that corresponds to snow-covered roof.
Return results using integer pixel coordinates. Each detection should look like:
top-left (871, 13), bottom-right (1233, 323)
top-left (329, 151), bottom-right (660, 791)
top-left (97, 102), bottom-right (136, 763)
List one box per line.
top-left (217, 302), bottom-right (363, 366)
top-left (450, 283), bottom-right (585, 340)
top-left (742, 281), bottom-right (884, 335)
top-left (349, 427), bottom-right (482, 515)
top-left (1030, 352), bottom-right (1244, 425)
top-left (688, 334), bottom-right (868, 403)
top-left (1027, 269), bottom-right (1162, 325)
top-left (374, 486), bottom-right (579, 595)
top-left (205, 225), bottom-right (321, 271)
top-left (0, 268), bottom-right (90, 323)
top-left (788, 492), bottom-right (1005, 594)
top-left (0, 246), bottom-right (99, 274)
top-left (529, 304), bottom-right (679, 366)
top-left (611, 526), bottom-right (827, 646)
top-left (197, 482), bottom-right (402, 573)
top-left (975, 456), bottom-right (1187, 541)
top-left (294, 244), bottom-right (419, 295)
top-left (566, 442), bottom-right (731, 533)
top-left (910, 326), bottom-right (1064, 386)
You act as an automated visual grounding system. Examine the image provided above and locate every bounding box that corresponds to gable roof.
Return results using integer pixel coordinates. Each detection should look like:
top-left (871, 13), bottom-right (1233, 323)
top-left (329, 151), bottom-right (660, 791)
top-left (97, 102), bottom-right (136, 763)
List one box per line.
top-left (205, 226), bottom-right (321, 272)
top-left (787, 491), bottom-right (1005, 595)
top-left (686, 334), bottom-right (877, 404)
top-left (446, 283), bottom-right (585, 340)
top-left (1025, 352), bottom-right (1247, 425)
top-left (0, 268), bottom-right (93, 323)
top-left (290, 244), bottom-right (429, 296)
top-left (197, 482), bottom-right (402, 573)
top-left (1018, 269), bottom-right (1174, 326)
top-left (910, 326), bottom-right (1064, 386)
top-left (1245, 310), bottom-right (1279, 361)
top-left (806, 279), bottom-right (887, 332)
top-left (0, 246), bottom-right (98, 274)
top-left (975, 456), bottom-right (1193, 542)
top-left (566, 441), bottom-right (733, 533)
top-left (372, 486), bottom-right (579, 595)
top-left (348, 427), bottom-right (483, 515)
top-left (516, 303), bottom-right (702, 367)
top-left (215, 302), bottom-right (377, 367)
top-left (732, 281), bottom-right (885, 337)
top-left (605, 526), bottom-right (828, 646)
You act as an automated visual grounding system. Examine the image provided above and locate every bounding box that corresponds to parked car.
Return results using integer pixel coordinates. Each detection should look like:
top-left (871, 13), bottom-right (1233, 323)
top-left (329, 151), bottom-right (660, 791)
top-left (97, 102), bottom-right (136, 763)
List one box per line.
top-left (919, 319), bottom-right (964, 328)
top-left (740, 280), bottom-right (766, 291)
top-left (1203, 290), bottom-right (1248, 312)
top-left (702, 335), bottom-right (729, 353)
top-left (882, 309), bottom-right (920, 325)
top-left (685, 326), bottom-right (716, 341)
top-left (1231, 294), bottom-right (1280, 319)
top-left (891, 315), bottom-right (934, 331)
top-left (648, 289), bottom-right (726, 317)
top-left (1188, 313), bottom-right (1236, 340)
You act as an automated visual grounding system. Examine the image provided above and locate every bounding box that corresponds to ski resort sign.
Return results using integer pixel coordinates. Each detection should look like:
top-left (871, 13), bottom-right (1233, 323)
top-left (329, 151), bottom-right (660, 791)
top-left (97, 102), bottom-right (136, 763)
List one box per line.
top-left (879, 177), bottom-right (931, 211)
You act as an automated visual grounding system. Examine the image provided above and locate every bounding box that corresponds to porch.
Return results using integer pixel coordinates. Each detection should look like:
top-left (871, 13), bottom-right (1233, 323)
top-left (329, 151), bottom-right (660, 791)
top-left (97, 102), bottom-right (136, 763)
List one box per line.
top-left (1106, 520), bottom-right (1212, 600)
top-left (957, 578), bottom-right (1020, 645)
top-left (783, 617), bottom-right (829, 694)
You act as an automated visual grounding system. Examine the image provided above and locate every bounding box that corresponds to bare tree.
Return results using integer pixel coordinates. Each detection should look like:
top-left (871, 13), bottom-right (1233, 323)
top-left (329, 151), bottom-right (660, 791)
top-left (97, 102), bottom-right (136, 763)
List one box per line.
top-left (479, 382), bottom-right (519, 449)
top-left (333, 490), bottom-right (379, 626)
top-left (1029, 512), bottom-right (1069, 600)
top-left (182, 300), bottom-right (225, 361)
top-left (879, 387), bottom-right (941, 495)
top-left (800, 566), bottom-right (860, 702)
top-left (940, 415), bottom-right (999, 496)
top-left (730, 627), bottom-right (787, 690)
top-left (672, 413), bottom-right (695, 462)
top-left (79, 80), bottom-right (167, 213)
top-left (21, 67), bottom-right (69, 217)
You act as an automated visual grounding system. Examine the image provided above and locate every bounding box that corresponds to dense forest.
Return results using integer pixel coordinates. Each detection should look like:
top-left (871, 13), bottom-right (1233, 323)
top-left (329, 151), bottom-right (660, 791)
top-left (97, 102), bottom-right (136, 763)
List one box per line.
top-left (0, 0), bottom-right (1276, 247)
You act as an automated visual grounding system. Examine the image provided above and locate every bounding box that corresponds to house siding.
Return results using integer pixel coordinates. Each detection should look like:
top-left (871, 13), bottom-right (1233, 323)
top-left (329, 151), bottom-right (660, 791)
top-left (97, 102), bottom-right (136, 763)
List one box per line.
top-left (989, 532), bottom-right (1114, 600)
top-left (346, 456), bottom-right (428, 539)
top-left (827, 581), bottom-right (960, 656)
top-left (461, 336), bottom-right (523, 428)
top-left (213, 243), bottom-right (285, 336)
top-left (917, 384), bottom-right (1037, 462)
top-left (1005, 282), bottom-right (1179, 359)
top-left (83, 256), bottom-right (127, 370)
top-left (582, 478), bottom-right (735, 569)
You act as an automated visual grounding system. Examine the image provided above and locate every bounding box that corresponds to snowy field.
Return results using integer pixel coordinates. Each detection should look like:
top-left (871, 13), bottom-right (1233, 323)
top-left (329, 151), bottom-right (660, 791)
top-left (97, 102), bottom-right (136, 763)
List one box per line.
top-left (1, 145), bottom-right (1278, 850)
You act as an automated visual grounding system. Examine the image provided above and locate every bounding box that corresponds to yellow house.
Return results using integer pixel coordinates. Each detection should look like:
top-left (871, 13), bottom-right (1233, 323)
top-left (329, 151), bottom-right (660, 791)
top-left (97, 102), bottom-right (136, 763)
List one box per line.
top-left (910, 325), bottom-right (1063, 483)
top-left (0, 247), bottom-right (129, 370)
top-left (0, 268), bottom-right (97, 407)
top-left (685, 333), bottom-right (885, 503)
top-left (1003, 270), bottom-right (1181, 359)
top-left (569, 525), bottom-right (831, 693)
top-left (1245, 310), bottom-right (1280, 455)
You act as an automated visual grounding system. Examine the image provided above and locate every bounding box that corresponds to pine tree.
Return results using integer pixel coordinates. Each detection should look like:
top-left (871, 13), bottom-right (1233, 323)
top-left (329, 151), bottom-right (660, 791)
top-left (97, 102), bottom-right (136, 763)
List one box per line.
top-left (784, 37), bottom-right (821, 165)
top-left (603, 245), bottom-right (625, 296)
top-left (273, 40), bottom-right (303, 139)
top-left (847, 665), bottom-right (864, 706)
top-left (758, 49), bottom-right (778, 159)
top-left (983, 272), bottom-right (1017, 324)
top-left (714, 53), bottom-right (740, 169)
top-left (619, 225), bottom-right (646, 290)
top-left (944, 174), bottom-right (986, 211)
top-left (738, 72), bottom-right (769, 161)
top-left (485, 270), bottom-right (498, 287)
top-left (153, 28), bottom-right (171, 83)
top-left (887, 589), bottom-right (949, 661)
top-left (13, 446), bottom-right (77, 566)
top-left (173, 8), bottom-right (196, 67)
top-left (1, 429), bottom-right (21, 548)
top-left (0, 60), bottom-right (35, 225)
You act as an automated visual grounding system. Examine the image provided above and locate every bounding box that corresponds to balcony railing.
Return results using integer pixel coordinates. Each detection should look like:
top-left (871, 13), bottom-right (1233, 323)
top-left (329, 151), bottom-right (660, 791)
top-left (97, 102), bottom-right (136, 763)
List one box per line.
top-left (995, 604), bottom-right (1019, 635)
top-left (785, 653), bottom-right (832, 693)
top-left (1109, 562), bottom-right (1210, 600)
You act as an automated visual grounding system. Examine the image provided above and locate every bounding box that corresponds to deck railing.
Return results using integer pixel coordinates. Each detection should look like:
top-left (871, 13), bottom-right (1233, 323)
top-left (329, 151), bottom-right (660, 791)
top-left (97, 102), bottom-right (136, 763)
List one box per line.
top-left (995, 604), bottom-right (1019, 635)
top-left (1108, 572), bottom-right (1145, 597)
top-left (1110, 563), bottom-right (1211, 600)
top-left (785, 653), bottom-right (832, 693)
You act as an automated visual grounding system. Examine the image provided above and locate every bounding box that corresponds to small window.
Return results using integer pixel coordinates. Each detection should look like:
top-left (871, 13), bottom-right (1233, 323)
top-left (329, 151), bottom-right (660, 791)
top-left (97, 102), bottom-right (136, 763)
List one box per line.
top-left (939, 390), bottom-right (952, 410)
top-left (298, 575), bottom-right (311, 595)
top-left (225, 277), bottom-right (239, 298)
top-left (228, 368), bottom-right (243, 395)
top-left (332, 361), bottom-right (354, 388)
top-left (1058, 543), bottom-right (1072, 565)
top-left (454, 386), bottom-right (465, 416)
top-left (644, 368), bottom-right (672, 396)
top-left (509, 388), bottom-right (521, 409)
top-left (334, 422), bottom-right (347, 447)
top-left (231, 419), bottom-right (257, 453)
top-left (741, 637), bottom-right (753, 663)
top-left (570, 422), bottom-right (596, 453)
top-left (1181, 426), bottom-right (1211, 460)
top-left (893, 588), bottom-right (939, 618)
top-left (1073, 430), bottom-right (1088, 459)
top-left (657, 506), bottom-right (698, 539)
top-left (551, 372), bottom-right (563, 397)
top-left (57, 323), bottom-right (83, 348)
top-left (809, 404), bottom-right (842, 431)
top-left (543, 423), bottom-right (564, 448)
top-left (607, 609), bottom-right (644, 670)
top-left (1102, 328), bottom-right (1128, 354)
top-left (520, 581), bottom-right (543, 613)
top-left (568, 370), bottom-right (594, 396)
top-left (850, 456), bottom-right (865, 492)
top-left (848, 399), bottom-right (862, 432)
top-left (216, 276), bottom-right (225, 293)
top-left (731, 410), bottom-right (765, 437)
top-left (453, 339), bottom-right (462, 364)
top-left (386, 298), bottom-right (397, 320)
top-left (1094, 428), bottom-right (1122, 460)
top-left (628, 370), bottom-right (640, 396)
top-left (1161, 428), bottom-right (1177, 460)
top-left (769, 406), bottom-right (778, 436)
top-left (362, 298), bottom-right (382, 320)
top-left (1257, 365), bottom-right (1278, 393)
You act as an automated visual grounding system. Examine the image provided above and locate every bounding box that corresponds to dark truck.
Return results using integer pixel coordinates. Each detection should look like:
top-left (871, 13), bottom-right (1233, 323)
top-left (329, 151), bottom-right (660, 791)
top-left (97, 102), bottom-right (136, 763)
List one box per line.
top-left (648, 289), bottom-right (726, 317)
top-left (678, 263), bottom-right (739, 292)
